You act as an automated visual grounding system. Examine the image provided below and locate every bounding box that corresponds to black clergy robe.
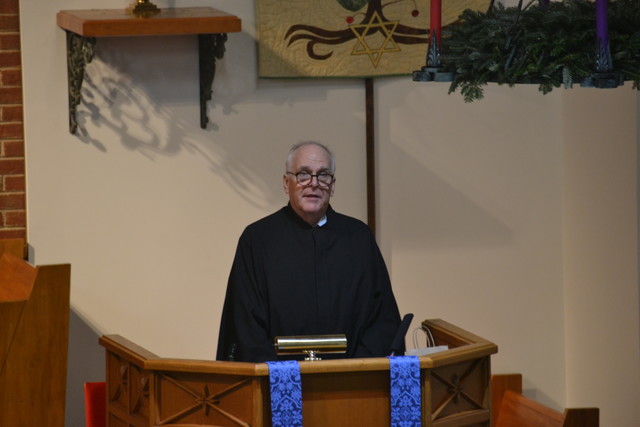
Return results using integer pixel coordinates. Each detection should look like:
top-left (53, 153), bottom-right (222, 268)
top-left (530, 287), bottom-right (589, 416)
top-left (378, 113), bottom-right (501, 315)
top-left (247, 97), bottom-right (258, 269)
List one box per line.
top-left (216, 204), bottom-right (402, 362)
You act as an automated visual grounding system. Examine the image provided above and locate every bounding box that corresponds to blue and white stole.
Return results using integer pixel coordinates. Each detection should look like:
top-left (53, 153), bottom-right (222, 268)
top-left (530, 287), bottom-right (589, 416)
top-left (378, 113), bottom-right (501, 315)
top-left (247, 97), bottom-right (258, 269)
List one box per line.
top-left (388, 355), bottom-right (422, 427)
top-left (266, 360), bottom-right (303, 427)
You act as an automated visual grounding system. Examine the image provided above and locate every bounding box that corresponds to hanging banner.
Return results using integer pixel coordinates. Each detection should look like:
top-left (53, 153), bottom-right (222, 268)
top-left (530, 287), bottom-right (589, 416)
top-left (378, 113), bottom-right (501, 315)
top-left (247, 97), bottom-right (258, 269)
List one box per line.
top-left (257, 0), bottom-right (490, 78)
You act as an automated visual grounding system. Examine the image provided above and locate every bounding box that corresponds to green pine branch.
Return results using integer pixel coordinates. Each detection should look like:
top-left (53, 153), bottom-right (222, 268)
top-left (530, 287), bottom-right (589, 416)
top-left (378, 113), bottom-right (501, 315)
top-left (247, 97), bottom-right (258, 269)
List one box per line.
top-left (438, 0), bottom-right (640, 102)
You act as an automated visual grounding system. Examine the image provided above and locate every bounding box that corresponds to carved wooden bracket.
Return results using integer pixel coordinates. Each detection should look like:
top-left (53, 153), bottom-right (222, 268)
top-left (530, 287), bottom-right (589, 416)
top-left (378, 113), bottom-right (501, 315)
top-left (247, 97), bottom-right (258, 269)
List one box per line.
top-left (57, 8), bottom-right (241, 134)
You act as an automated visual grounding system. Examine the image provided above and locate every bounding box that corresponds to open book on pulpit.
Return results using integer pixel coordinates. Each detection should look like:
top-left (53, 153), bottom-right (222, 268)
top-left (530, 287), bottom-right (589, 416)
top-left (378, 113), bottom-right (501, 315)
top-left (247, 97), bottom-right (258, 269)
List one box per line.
top-left (100, 319), bottom-right (497, 426)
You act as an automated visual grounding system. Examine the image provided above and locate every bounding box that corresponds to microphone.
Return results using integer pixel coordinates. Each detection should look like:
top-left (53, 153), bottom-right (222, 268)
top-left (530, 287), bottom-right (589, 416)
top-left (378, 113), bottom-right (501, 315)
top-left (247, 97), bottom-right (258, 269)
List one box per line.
top-left (389, 313), bottom-right (414, 356)
top-left (226, 343), bottom-right (237, 361)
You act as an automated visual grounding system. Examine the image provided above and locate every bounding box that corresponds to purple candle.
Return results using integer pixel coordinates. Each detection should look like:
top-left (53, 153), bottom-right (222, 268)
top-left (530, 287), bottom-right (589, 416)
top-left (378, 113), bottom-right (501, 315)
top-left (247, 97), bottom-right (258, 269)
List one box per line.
top-left (596, 0), bottom-right (609, 48)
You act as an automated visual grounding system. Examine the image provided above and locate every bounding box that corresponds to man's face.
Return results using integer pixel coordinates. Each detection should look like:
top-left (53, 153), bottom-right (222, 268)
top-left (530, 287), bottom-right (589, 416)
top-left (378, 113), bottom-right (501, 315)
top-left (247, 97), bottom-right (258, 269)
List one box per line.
top-left (284, 144), bottom-right (335, 225)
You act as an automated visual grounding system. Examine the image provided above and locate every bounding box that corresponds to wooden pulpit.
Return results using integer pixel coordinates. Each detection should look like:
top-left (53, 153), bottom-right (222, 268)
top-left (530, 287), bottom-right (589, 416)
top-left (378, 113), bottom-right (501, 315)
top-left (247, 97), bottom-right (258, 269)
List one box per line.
top-left (100, 319), bottom-right (497, 426)
top-left (0, 241), bottom-right (71, 426)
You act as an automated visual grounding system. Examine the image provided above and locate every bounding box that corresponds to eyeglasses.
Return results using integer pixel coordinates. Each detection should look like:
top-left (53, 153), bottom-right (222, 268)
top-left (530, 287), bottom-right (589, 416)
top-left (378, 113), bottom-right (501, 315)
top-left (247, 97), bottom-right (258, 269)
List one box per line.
top-left (287, 171), bottom-right (334, 187)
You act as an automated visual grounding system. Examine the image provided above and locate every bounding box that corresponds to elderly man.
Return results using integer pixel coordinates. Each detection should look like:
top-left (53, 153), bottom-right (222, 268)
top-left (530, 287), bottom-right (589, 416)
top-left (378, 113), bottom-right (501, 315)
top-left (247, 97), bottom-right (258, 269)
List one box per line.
top-left (216, 141), bottom-right (401, 362)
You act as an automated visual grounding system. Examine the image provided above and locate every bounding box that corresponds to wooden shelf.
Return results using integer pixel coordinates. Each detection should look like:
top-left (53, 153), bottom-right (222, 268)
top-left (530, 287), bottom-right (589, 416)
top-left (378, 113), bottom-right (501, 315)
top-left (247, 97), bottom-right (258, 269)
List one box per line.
top-left (57, 8), bottom-right (241, 37)
top-left (57, 7), bottom-right (242, 134)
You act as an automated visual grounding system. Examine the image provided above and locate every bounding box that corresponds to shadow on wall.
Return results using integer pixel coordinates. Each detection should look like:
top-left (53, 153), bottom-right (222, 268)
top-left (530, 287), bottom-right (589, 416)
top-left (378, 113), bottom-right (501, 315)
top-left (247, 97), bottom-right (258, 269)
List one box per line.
top-left (67, 34), bottom-right (289, 212)
top-left (65, 308), bottom-right (105, 427)
top-left (65, 33), bottom-right (366, 216)
top-left (71, 33), bottom-right (256, 151)
top-left (381, 141), bottom-right (514, 250)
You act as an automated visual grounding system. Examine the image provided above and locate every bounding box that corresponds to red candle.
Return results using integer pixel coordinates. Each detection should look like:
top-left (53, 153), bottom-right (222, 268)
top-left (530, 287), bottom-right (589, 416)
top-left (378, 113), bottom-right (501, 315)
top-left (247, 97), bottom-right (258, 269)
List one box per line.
top-left (430, 0), bottom-right (442, 48)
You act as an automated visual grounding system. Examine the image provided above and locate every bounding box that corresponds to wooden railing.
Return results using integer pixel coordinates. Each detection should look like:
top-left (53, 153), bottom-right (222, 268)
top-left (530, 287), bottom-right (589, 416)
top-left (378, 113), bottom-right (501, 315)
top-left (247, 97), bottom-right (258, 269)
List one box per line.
top-left (492, 374), bottom-right (599, 427)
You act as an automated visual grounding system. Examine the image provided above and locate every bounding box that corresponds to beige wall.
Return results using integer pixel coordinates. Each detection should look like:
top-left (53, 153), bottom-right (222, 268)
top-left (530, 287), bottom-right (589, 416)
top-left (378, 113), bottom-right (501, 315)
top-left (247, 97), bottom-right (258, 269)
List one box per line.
top-left (20, 0), bottom-right (640, 426)
top-left (563, 88), bottom-right (640, 425)
top-left (377, 80), bottom-right (567, 408)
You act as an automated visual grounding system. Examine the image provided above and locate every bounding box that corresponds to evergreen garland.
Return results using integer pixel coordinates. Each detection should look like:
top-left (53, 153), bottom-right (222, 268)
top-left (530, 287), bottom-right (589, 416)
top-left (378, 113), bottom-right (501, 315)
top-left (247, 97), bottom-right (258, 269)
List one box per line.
top-left (439, 0), bottom-right (640, 101)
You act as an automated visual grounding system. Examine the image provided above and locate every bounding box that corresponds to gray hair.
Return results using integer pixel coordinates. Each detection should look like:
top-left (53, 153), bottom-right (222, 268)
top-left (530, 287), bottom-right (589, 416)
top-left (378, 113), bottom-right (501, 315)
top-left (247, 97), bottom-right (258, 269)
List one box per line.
top-left (285, 141), bottom-right (336, 174)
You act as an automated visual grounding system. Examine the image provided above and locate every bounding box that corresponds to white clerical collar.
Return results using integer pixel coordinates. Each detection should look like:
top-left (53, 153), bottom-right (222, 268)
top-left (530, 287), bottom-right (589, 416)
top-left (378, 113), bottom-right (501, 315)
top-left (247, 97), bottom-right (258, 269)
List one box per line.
top-left (316, 215), bottom-right (327, 227)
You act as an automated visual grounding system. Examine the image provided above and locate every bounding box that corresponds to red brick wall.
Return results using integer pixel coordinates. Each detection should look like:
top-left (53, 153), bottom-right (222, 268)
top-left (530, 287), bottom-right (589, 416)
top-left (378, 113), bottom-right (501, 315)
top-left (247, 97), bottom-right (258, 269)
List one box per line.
top-left (0, 0), bottom-right (26, 240)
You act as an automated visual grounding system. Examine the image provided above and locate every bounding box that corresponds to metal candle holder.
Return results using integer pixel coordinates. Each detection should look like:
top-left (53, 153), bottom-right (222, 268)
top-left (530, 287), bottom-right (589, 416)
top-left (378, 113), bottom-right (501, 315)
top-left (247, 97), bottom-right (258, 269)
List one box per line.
top-left (132, 0), bottom-right (160, 17)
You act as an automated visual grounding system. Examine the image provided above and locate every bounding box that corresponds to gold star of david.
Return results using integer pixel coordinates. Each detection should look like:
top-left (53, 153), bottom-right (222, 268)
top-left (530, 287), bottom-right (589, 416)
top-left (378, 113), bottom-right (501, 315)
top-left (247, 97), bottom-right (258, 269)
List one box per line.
top-left (349, 10), bottom-right (401, 68)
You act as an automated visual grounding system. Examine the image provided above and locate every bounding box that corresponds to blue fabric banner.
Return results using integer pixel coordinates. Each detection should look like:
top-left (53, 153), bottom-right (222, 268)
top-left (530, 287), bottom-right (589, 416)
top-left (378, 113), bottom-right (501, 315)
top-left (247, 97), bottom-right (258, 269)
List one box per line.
top-left (388, 355), bottom-right (422, 427)
top-left (266, 360), bottom-right (303, 427)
